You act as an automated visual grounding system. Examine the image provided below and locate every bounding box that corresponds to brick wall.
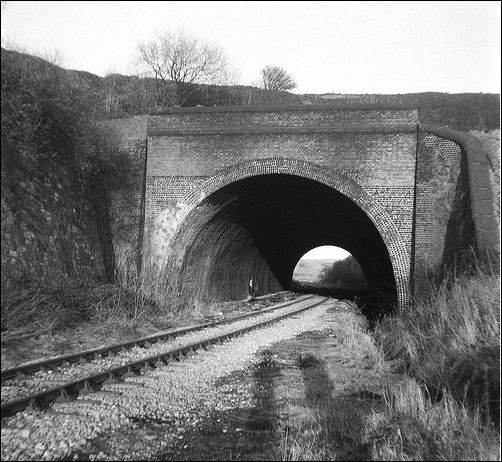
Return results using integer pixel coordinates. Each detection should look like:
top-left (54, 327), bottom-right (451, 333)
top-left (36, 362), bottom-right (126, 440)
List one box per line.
top-left (142, 105), bottom-right (418, 310)
top-left (96, 117), bottom-right (148, 264)
top-left (99, 105), bottom-right (498, 311)
top-left (145, 106), bottom-right (418, 254)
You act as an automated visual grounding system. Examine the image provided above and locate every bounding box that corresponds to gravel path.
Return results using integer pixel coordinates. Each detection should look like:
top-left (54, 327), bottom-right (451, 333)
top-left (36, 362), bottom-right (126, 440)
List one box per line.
top-left (1, 295), bottom-right (339, 461)
top-left (1, 294), bottom-right (314, 404)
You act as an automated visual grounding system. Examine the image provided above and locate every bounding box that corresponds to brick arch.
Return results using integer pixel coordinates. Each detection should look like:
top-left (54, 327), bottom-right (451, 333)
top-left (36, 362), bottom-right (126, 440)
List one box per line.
top-left (176, 157), bottom-right (410, 309)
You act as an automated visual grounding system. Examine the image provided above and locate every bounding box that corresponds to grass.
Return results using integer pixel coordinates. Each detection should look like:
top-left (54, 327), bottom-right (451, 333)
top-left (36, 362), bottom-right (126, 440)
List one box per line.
top-left (371, 266), bottom-right (500, 460)
top-left (0, 278), bottom-right (169, 367)
top-left (0, 245), bottom-right (294, 368)
top-left (1, 247), bottom-right (164, 333)
top-left (368, 378), bottom-right (500, 461)
top-left (1, 245), bottom-right (178, 367)
top-left (374, 270), bottom-right (500, 419)
top-left (274, 267), bottom-right (500, 460)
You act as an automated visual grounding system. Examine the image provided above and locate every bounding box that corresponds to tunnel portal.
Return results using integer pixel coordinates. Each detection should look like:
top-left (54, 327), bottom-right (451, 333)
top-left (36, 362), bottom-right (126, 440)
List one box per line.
top-left (101, 105), bottom-right (498, 315)
top-left (171, 174), bottom-right (397, 310)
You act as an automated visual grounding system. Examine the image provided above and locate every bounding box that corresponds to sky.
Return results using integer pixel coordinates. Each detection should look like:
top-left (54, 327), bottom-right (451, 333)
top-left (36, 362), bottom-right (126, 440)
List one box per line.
top-left (1, 1), bottom-right (500, 94)
top-left (301, 246), bottom-right (351, 261)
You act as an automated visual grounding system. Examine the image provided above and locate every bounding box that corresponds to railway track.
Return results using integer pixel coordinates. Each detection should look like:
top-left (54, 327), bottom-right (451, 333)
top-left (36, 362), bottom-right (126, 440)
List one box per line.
top-left (1, 292), bottom-right (309, 383)
top-left (1, 294), bottom-right (328, 418)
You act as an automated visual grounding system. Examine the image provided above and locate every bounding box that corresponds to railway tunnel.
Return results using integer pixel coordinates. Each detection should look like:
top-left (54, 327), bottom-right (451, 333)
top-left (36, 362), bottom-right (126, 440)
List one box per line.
top-left (170, 174), bottom-right (398, 314)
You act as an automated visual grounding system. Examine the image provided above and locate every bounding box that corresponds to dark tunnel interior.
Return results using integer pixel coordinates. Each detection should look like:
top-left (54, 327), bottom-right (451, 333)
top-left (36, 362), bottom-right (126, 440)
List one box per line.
top-left (174, 174), bottom-right (397, 314)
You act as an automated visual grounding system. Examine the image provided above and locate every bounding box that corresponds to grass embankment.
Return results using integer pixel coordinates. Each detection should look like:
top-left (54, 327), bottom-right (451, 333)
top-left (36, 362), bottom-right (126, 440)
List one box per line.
top-left (275, 272), bottom-right (500, 461)
top-left (372, 269), bottom-right (500, 460)
top-left (1, 248), bottom-right (163, 367)
top-left (1, 247), bottom-right (294, 369)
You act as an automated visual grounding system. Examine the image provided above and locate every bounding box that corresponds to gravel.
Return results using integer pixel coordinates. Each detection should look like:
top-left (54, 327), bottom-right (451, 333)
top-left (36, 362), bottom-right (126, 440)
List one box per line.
top-left (1, 295), bottom-right (343, 461)
top-left (1, 294), bottom-right (314, 404)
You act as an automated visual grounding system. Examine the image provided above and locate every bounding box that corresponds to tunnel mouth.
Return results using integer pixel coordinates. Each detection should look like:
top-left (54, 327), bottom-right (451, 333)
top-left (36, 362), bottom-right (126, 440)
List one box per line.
top-left (291, 245), bottom-right (368, 300)
top-left (172, 174), bottom-right (398, 317)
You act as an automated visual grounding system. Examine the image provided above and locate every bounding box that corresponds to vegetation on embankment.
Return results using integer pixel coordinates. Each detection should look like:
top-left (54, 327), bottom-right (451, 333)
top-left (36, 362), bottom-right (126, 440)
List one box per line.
top-left (309, 92), bottom-right (500, 132)
top-left (1, 46), bottom-right (112, 290)
top-left (319, 255), bottom-right (366, 290)
top-left (274, 272), bottom-right (500, 461)
top-left (371, 266), bottom-right (500, 459)
top-left (2, 47), bottom-right (500, 128)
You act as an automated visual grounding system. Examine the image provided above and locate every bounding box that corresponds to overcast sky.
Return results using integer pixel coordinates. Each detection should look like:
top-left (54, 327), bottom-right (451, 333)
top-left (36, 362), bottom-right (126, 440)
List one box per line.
top-left (1, 1), bottom-right (500, 94)
top-left (301, 246), bottom-right (351, 260)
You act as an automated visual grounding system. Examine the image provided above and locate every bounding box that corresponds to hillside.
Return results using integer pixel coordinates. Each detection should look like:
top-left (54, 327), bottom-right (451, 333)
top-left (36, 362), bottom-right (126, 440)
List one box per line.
top-left (1, 46), bottom-right (500, 298)
top-left (304, 92), bottom-right (500, 131)
top-left (1, 47), bottom-right (499, 131)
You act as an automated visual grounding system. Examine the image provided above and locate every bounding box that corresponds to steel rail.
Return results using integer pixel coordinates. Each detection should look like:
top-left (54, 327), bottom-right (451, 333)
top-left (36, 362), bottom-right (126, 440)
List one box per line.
top-left (1, 294), bottom-right (313, 383)
top-left (1, 296), bottom-right (327, 418)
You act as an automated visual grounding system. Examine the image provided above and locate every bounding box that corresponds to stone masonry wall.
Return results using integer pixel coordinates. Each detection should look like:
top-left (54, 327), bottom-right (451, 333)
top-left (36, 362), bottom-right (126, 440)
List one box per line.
top-left (1, 135), bottom-right (104, 289)
top-left (415, 125), bottom-right (499, 289)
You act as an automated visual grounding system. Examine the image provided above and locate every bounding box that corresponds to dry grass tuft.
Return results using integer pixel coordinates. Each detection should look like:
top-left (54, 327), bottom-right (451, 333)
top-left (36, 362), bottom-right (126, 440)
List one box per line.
top-left (372, 264), bottom-right (500, 459)
top-left (375, 270), bottom-right (500, 420)
top-left (368, 378), bottom-right (500, 461)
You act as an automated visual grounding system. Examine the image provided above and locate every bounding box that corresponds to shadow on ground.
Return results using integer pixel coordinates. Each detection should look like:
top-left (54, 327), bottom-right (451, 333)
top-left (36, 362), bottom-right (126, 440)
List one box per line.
top-left (159, 328), bottom-right (385, 461)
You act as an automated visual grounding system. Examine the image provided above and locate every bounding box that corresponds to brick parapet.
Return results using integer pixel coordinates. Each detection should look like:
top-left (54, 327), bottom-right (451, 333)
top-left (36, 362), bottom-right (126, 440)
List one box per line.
top-left (153, 103), bottom-right (419, 114)
top-left (148, 107), bottom-right (418, 136)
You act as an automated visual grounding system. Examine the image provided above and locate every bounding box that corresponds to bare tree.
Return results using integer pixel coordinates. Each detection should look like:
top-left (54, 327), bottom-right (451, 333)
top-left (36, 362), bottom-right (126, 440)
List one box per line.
top-left (261, 65), bottom-right (297, 91)
top-left (37, 48), bottom-right (65, 66)
top-left (137, 31), bottom-right (233, 106)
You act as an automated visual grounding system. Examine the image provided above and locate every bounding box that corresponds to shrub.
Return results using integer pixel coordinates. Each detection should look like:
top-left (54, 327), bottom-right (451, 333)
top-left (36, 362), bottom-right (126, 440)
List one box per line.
top-left (319, 255), bottom-right (366, 290)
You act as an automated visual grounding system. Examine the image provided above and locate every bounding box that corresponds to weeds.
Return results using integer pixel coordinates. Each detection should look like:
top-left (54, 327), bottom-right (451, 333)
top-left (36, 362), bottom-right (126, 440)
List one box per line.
top-left (372, 262), bottom-right (500, 460)
top-left (375, 269), bottom-right (500, 422)
top-left (0, 245), bottom-right (173, 367)
top-left (368, 378), bottom-right (500, 460)
top-left (1, 281), bottom-right (97, 333)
